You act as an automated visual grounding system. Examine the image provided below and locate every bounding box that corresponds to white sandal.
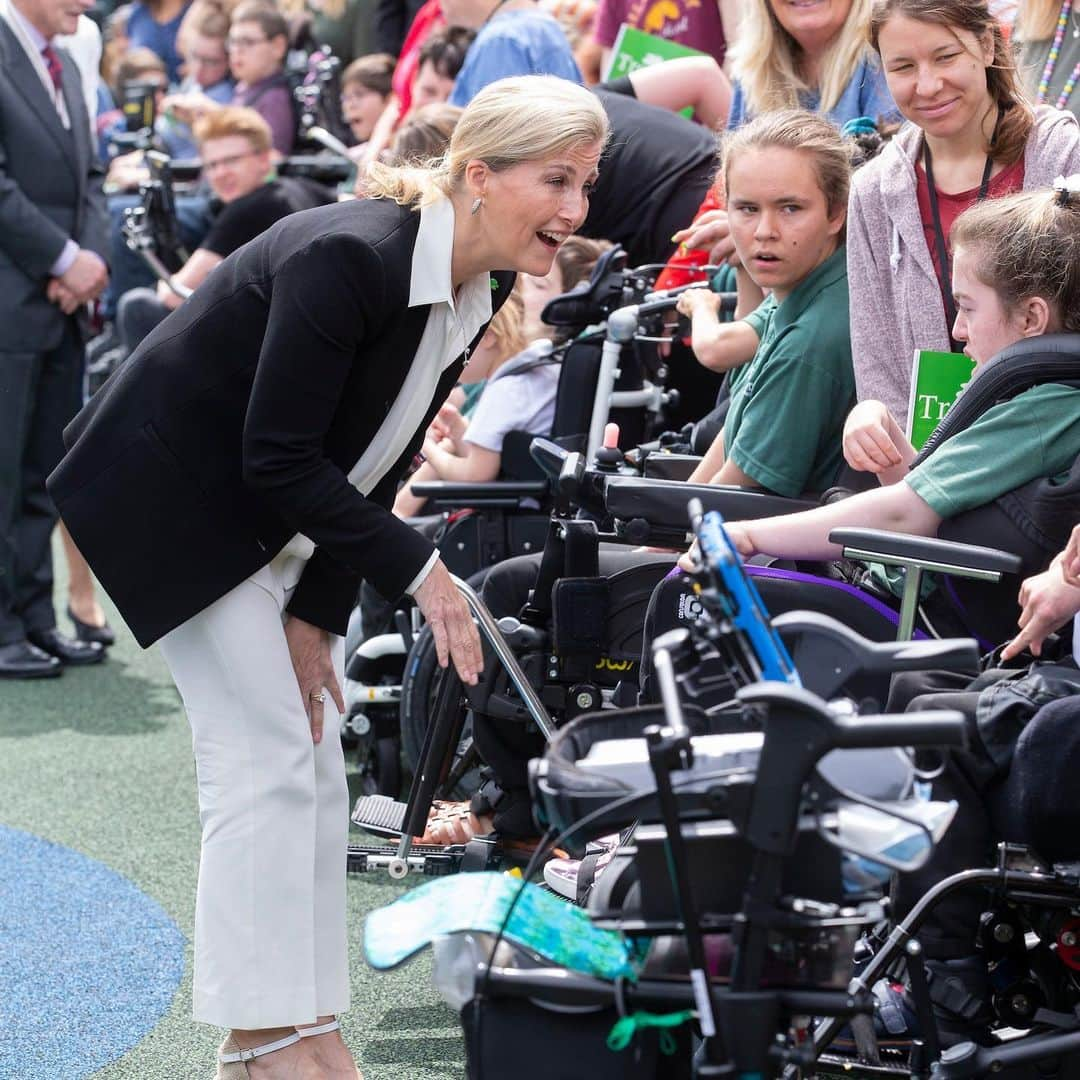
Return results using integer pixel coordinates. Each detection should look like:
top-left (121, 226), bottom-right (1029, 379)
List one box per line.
top-left (216, 1031), bottom-right (301, 1079)
top-left (297, 1018), bottom-right (342, 1038)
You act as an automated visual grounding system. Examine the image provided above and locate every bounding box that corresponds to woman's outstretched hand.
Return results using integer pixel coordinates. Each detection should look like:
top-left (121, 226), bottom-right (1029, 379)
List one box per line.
top-left (413, 558), bottom-right (483, 686)
top-left (284, 614), bottom-right (345, 744)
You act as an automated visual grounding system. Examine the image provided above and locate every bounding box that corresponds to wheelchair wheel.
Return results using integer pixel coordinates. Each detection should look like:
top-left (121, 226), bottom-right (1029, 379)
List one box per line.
top-left (400, 624), bottom-right (481, 800)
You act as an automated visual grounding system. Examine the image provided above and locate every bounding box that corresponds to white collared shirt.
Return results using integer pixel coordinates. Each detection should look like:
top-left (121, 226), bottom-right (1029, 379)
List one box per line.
top-left (275, 195), bottom-right (494, 595)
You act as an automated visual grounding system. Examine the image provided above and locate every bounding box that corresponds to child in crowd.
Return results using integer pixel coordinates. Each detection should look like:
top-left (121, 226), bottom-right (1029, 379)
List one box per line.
top-left (848, 0), bottom-right (1080, 428)
top-left (164, 0), bottom-right (296, 153)
top-left (393, 235), bottom-right (609, 518)
top-left (350, 25), bottom-right (475, 166)
top-left (674, 110), bottom-right (856, 499)
top-left (340, 51), bottom-right (395, 146)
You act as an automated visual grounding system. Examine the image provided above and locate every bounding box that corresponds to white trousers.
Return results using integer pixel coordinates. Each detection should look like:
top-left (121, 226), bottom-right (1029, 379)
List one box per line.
top-left (159, 553), bottom-right (350, 1029)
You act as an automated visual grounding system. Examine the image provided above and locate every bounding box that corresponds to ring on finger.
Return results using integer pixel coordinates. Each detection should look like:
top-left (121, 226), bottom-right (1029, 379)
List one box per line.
top-left (310, 691), bottom-right (326, 704)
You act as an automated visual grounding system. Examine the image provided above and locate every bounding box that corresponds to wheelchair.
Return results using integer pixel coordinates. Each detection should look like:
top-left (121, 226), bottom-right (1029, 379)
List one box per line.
top-left (359, 502), bottom-right (1080, 1079)
top-left (342, 252), bottom-right (735, 796)
top-left (359, 501), bottom-right (985, 1076)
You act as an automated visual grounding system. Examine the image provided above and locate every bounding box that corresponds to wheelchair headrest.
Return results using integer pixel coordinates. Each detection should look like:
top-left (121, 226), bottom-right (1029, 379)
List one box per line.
top-left (540, 245), bottom-right (628, 328)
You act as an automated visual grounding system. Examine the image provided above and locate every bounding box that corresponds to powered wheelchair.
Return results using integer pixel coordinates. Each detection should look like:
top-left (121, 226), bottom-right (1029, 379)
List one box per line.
top-left (357, 497), bottom-right (1080, 1079)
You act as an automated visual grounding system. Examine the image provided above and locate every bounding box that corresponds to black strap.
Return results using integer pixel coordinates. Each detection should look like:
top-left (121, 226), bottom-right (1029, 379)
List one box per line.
top-left (923, 140), bottom-right (993, 350)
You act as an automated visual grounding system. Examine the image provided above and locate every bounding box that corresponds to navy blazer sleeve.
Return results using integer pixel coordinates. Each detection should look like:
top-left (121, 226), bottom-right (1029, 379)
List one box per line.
top-left (241, 229), bottom-right (439, 632)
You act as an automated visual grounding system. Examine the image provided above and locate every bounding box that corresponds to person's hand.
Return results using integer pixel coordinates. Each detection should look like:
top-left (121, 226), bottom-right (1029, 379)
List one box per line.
top-left (413, 558), bottom-right (483, 686)
top-left (162, 90), bottom-right (215, 125)
top-left (60, 250), bottom-right (109, 304)
top-left (105, 150), bottom-right (149, 192)
top-left (677, 540), bottom-right (700, 574)
top-left (676, 287), bottom-right (723, 320)
top-left (47, 277), bottom-right (81, 314)
top-left (428, 401), bottom-right (467, 447)
top-left (671, 208), bottom-right (734, 265)
top-left (678, 523), bottom-right (754, 572)
top-left (156, 277), bottom-right (184, 310)
top-left (1062, 523), bottom-right (1080, 588)
top-left (1000, 562), bottom-right (1080, 660)
top-left (842, 399), bottom-right (904, 474)
top-left (284, 614), bottom-right (345, 743)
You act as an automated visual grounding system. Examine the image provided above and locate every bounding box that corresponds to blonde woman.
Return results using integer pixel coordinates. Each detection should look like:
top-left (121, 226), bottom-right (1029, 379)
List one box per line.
top-left (49, 76), bottom-right (608, 1080)
top-left (726, 0), bottom-right (899, 127)
top-left (1014, 0), bottom-right (1080, 121)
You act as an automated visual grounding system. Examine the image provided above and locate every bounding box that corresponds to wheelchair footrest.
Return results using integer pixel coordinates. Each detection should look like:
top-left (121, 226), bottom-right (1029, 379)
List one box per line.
top-left (351, 794), bottom-right (408, 838)
top-left (346, 838), bottom-right (503, 876)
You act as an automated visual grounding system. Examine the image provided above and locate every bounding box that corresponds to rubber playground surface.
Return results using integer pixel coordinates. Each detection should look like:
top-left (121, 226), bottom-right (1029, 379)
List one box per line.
top-left (0, 557), bottom-right (467, 1080)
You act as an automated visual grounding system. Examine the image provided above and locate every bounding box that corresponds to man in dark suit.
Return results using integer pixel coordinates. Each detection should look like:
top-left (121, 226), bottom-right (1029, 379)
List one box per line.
top-left (0, 0), bottom-right (110, 676)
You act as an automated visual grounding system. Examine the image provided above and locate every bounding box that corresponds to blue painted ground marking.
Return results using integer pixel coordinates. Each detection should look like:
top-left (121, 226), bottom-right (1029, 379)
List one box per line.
top-left (0, 826), bottom-right (185, 1079)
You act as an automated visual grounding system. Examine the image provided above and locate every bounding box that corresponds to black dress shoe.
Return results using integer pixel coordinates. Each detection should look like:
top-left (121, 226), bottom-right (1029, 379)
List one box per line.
top-left (0, 639), bottom-right (63, 678)
top-left (27, 628), bottom-right (106, 666)
top-left (67, 605), bottom-right (116, 647)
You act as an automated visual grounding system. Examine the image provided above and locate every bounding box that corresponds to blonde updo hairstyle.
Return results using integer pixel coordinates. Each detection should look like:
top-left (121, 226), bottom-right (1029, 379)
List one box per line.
top-left (364, 75), bottom-right (610, 208)
top-left (951, 186), bottom-right (1080, 333)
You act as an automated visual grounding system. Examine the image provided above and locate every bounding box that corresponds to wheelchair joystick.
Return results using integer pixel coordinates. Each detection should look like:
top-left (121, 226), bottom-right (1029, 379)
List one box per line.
top-left (593, 422), bottom-right (624, 472)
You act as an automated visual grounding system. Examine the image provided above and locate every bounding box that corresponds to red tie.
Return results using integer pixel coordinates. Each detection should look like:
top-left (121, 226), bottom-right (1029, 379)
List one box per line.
top-left (41, 43), bottom-right (63, 94)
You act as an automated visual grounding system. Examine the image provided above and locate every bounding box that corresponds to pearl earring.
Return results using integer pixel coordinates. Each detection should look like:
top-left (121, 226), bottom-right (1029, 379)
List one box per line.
top-left (470, 197), bottom-right (483, 215)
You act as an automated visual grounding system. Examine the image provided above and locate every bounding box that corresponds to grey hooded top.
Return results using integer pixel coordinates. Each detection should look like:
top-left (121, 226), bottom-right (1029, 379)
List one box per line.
top-left (847, 105), bottom-right (1080, 428)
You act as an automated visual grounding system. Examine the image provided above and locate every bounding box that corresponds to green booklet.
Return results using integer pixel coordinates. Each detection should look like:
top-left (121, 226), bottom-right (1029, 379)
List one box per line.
top-left (603, 26), bottom-right (704, 118)
top-left (906, 349), bottom-right (976, 451)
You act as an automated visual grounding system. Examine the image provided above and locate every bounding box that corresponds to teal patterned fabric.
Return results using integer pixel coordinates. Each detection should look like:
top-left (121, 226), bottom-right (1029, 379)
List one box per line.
top-left (363, 872), bottom-right (636, 980)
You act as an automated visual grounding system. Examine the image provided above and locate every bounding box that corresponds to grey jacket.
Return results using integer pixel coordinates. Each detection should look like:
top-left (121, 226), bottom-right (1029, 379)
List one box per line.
top-left (847, 105), bottom-right (1080, 427)
top-left (0, 10), bottom-right (108, 353)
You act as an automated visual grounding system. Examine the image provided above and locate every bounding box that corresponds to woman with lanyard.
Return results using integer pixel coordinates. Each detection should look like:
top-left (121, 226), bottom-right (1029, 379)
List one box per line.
top-left (1015, 0), bottom-right (1080, 122)
top-left (49, 75), bottom-right (607, 1080)
top-left (846, 0), bottom-right (1080, 431)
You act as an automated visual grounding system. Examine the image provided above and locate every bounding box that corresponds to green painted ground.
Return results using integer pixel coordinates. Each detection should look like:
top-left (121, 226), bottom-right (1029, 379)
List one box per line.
top-left (0, 560), bottom-right (466, 1080)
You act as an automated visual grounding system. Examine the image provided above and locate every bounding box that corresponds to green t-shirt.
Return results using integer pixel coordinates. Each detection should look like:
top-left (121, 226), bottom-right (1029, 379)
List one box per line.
top-left (906, 382), bottom-right (1080, 517)
top-left (723, 246), bottom-right (855, 498)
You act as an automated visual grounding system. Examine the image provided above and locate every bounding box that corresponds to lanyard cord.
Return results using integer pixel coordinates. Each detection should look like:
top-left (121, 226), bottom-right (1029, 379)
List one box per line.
top-left (1037, 0), bottom-right (1080, 108)
top-left (921, 106), bottom-right (1001, 344)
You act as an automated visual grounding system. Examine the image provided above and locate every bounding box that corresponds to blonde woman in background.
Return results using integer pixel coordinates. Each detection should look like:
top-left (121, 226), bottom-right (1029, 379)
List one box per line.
top-left (726, 0), bottom-right (900, 127)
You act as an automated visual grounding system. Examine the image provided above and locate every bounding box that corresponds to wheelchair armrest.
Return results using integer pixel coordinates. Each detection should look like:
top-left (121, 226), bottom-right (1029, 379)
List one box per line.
top-left (772, 610), bottom-right (979, 699)
top-left (642, 453), bottom-right (701, 481)
top-left (605, 477), bottom-right (817, 542)
top-left (410, 480), bottom-right (550, 510)
top-left (828, 528), bottom-right (1023, 580)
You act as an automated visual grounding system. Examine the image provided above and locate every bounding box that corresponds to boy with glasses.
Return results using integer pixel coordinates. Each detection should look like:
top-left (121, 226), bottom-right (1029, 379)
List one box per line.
top-left (165, 1), bottom-right (295, 154)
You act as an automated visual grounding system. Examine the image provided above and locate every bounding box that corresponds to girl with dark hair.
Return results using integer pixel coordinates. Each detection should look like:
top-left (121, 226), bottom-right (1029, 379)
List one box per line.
top-left (848, 0), bottom-right (1080, 429)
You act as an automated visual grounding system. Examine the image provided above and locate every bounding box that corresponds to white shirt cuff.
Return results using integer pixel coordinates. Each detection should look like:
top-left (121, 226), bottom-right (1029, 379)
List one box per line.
top-left (50, 239), bottom-right (80, 278)
top-left (403, 550), bottom-right (440, 596)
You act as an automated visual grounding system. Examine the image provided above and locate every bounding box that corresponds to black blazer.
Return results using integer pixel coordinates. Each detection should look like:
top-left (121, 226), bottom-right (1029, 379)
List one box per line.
top-left (48, 197), bottom-right (515, 647)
